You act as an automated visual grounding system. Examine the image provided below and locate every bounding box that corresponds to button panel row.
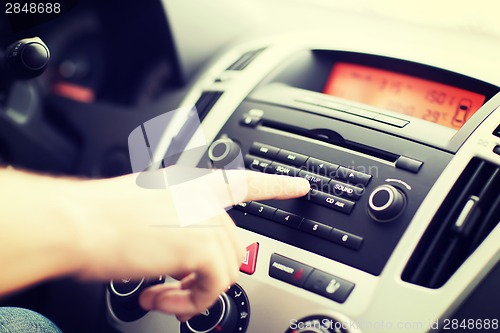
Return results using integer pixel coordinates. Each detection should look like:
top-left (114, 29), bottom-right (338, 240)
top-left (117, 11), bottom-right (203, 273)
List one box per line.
top-left (245, 154), bottom-right (361, 212)
top-left (235, 201), bottom-right (363, 251)
top-left (269, 253), bottom-right (355, 303)
top-left (249, 142), bottom-right (372, 186)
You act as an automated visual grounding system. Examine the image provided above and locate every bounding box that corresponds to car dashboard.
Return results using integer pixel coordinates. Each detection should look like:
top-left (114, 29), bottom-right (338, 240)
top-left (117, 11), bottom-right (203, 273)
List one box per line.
top-left (108, 27), bottom-right (500, 333)
top-left (0, 1), bottom-right (499, 333)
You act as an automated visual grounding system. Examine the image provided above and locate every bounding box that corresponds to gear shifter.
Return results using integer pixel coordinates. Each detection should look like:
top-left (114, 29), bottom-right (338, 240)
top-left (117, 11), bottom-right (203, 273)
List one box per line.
top-left (0, 37), bottom-right (50, 101)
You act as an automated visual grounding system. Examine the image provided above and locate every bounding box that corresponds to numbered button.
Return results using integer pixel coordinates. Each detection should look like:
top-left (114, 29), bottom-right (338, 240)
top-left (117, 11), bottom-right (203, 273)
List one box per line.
top-left (330, 229), bottom-right (363, 250)
top-left (299, 219), bottom-right (332, 239)
top-left (273, 210), bottom-right (303, 228)
top-left (248, 202), bottom-right (277, 220)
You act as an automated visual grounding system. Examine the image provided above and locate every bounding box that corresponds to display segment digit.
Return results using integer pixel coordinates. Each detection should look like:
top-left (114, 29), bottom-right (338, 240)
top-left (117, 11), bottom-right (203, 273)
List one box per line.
top-left (323, 62), bottom-right (485, 130)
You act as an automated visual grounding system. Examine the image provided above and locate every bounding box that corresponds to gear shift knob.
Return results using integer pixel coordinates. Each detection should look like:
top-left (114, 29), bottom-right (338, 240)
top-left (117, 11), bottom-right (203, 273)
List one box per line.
top-left (3, 37), bottom-right (50, 80)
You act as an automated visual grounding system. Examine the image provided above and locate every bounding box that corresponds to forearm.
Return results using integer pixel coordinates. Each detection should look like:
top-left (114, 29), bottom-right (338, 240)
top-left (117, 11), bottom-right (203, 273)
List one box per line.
top-left (0, 168), bottom-right (84, 296)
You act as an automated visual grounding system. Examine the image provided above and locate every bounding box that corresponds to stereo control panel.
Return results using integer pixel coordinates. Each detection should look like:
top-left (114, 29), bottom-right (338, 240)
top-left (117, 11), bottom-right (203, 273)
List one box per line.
top-left (197, 100), bottom-right (452, 276)
top-left (108, 31), bottom-right (500, 333)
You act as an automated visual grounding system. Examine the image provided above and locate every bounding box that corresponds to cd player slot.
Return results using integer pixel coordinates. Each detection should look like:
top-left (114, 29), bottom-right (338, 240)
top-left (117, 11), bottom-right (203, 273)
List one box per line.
top-left (260, 118), bottom-right (399, 164)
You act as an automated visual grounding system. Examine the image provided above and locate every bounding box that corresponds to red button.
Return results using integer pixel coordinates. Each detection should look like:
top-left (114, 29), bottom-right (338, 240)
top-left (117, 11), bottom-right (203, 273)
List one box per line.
top-left (240, 243), bottom-right (259, 275)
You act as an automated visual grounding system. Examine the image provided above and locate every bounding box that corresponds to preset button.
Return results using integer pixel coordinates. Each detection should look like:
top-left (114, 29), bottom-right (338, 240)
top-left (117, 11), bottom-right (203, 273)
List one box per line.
top-left (273, 210), bottom-right (303, 228)
top-left (248, 202), bottom-right (276, 219)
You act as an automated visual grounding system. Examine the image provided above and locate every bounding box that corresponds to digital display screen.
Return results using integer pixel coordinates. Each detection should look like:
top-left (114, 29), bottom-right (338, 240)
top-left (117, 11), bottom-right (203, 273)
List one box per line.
top-left (323, 63), bottom-right (486, 129)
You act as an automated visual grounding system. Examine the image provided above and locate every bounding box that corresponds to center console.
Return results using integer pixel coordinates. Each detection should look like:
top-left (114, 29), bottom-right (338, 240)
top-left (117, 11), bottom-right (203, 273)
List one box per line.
top-left (106, 32), bottom-right (500, 333)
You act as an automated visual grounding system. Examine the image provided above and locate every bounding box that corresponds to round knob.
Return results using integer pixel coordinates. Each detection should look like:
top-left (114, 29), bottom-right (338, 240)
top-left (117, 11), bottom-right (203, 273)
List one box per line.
top-left (108, 276), bottom-right (165, 322)
top-left (5, 37), bottom-right (50, 79)
top-left (110, 277), bottom-right (145, 297)
top-left (182, 293), bottom-right (238, 333)
top-left (208, 138), bottom-right (241, 169)
top-left (368, 185), bottom-right (406, 222)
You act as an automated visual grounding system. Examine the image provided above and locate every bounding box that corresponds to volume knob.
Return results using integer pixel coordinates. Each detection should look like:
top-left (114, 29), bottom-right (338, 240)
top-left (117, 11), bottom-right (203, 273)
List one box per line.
top-left (207, 138), bottom-right (242, 170)
top-left (182, 293), bottom-right (238, 333)
top-left (368, 185), bottom-right (406, 222)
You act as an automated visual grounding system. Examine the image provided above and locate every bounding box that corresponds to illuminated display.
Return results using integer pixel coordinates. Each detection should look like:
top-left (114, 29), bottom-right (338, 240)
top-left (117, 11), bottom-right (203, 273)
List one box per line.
top-left (323, 63), bottom-right (485, 130)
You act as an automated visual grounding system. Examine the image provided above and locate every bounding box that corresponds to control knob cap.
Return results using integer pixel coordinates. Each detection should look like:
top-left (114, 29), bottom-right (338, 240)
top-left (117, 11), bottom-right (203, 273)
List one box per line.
top-left (182, 293), bottom-right (238, 333)
top-left (5, 37), bottom-right (50, 79)
top-left (208, 138), bottom-right (241, 169)
top-left (368, 185), bottom-right (406, 222)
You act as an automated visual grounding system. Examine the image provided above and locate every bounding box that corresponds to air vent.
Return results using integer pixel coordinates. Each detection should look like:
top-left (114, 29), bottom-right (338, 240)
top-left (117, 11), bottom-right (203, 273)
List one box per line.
top-left (402, 158), bottom-right (500, 288)
top-left (226, 48), bottom-right (266, 71)
top-left (195, 91), bottom-right (223, 120)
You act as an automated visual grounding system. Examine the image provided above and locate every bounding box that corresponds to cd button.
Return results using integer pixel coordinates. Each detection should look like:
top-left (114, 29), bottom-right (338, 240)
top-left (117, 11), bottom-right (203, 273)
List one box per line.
top-left (276, 149), bottom-right (308, 167)
top-left (249, 142), bottom-right (280, 159)
top-left (308, 190), bottom-right (355, 214)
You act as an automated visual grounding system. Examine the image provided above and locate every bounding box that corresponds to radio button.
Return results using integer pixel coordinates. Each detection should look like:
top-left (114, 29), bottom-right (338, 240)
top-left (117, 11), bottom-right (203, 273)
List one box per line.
top-left (328, 180), bottom-right (364, 200)
top-left (248, 202), bottom-right (277, 220)
top-left (336, 167), bottom-right (372, 186)
top-left (330, 229), bottom-right (363, 250)
top-left (308, 190), bottom-right (355, 214)
top-left (306, 158), bottom-right (339, 177)
top-left (273, 210), bottom-right (303, 228)
top-left (276, 149), bottom-right (308, 167)
top-left (244, 154), bottom-right (272, 172)
top-left (298, 170), bottom-right (330, 190)
top-left (249, 142), bottom-right (280, 159)
top-left (299, 219), bottom-right (332, 239)
top-left (266, 162), bottom-right (300, 177)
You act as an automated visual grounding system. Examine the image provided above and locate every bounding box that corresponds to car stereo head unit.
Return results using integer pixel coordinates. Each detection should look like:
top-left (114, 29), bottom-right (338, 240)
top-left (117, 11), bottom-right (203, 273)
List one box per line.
top-left (107, 32), bottom-right (500, 333)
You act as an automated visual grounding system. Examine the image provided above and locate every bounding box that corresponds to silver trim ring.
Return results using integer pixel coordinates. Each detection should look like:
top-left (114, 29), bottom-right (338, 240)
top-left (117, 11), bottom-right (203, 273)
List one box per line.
top-left (110, 277), bottom-right (145, 297)
top-left (186, 295), bottom-right (226, 333)
top-left (208, 140), bottom-right (231, 162)
top-left (368, 185), bottom-right (394, 211)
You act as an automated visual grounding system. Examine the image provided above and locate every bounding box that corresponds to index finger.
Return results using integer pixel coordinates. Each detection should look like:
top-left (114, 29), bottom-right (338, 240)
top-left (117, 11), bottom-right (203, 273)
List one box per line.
top-left (223, 169), bottom-right (310, 205)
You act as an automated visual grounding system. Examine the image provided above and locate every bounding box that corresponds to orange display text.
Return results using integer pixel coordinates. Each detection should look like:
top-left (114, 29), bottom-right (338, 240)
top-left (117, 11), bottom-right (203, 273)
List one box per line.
top-left (323, 62), bottom-right (485, 129)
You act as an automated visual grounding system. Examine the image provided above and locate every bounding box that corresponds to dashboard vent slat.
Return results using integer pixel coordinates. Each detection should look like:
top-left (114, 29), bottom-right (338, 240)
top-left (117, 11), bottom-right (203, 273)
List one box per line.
top-left (402, 158), bottom-right (500, 288)
top-left (194, 91), bottom-right (223, 120)
top-left (226, 48), bottom-right (266, 71)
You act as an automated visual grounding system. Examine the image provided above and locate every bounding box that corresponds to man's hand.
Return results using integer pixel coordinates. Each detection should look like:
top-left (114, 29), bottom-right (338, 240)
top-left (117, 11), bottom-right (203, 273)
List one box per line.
top-left (77, 168), bottom-right (309, 321)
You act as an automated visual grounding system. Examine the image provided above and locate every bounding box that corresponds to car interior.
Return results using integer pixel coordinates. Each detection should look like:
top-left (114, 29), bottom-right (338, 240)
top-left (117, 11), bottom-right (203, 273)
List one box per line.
top-left (0, 1), bottom-right (499, 333)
